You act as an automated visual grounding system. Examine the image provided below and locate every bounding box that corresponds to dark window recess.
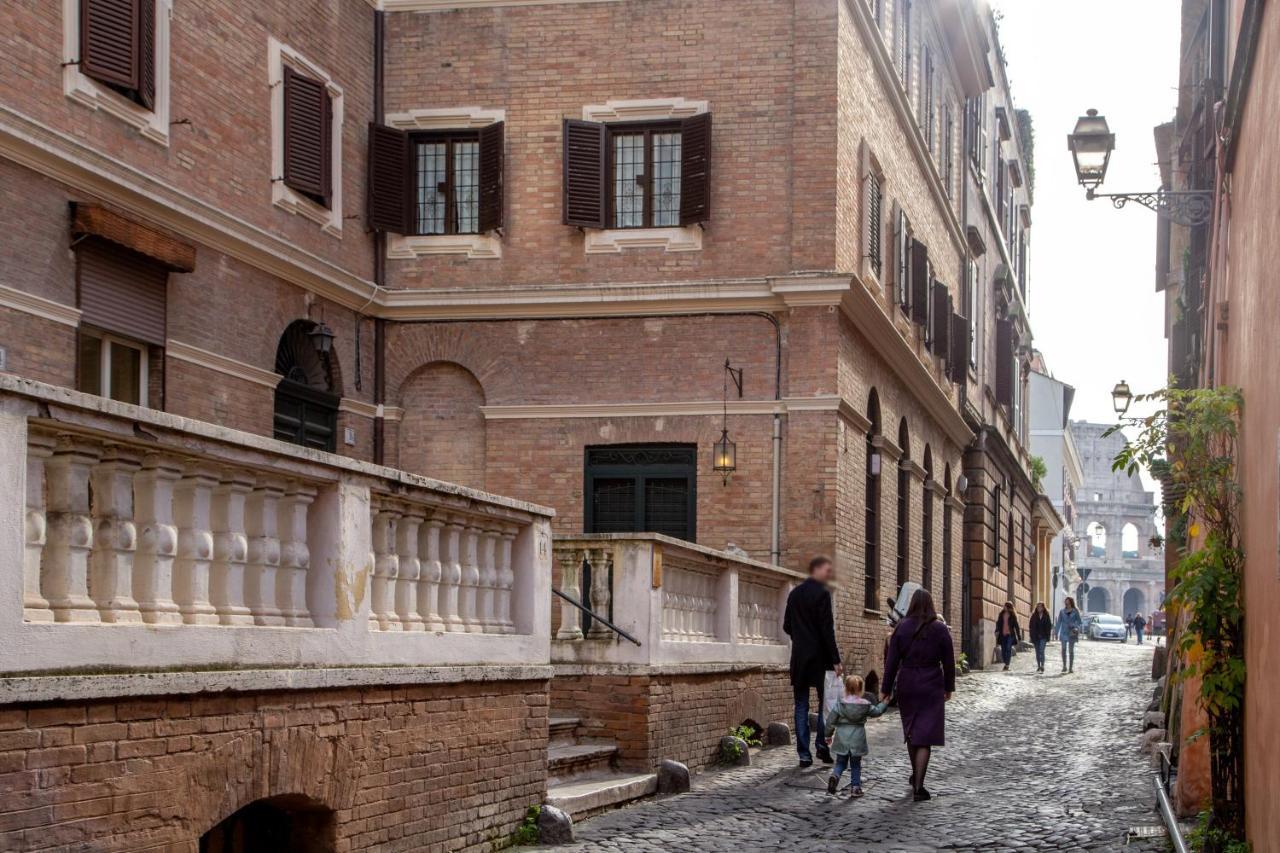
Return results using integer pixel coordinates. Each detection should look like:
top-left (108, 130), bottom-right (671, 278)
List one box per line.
top-left (865, 173), bottom-right (883, 276)
top-left (896, 458), bottom-right (910, 588)
top-left (273, 321), bottom-right (339, 452)
top-left (928, 281), bottom-right (950, 356)
top-left (992, 486), bottom-right (1002, 568)
top-left (584, 445), bottom-right (696, 542)
top-left (894, 209), bottom-right (910, 310)
top-left (80, 0), bottom-right (156, 110)
top-left (942, 488), bottom-right (953, 617)
top-left (909, 238), bottom-right (930, 326)
top-left (921, 474), bottom-right (933, 592)
top-left (563, 115), bottom-right (711, 229)
top-left (282, 66), bottom-right (332, 208)
top-left (948, 310), bottom-right (969, 384)
top-left (994, 318), bottom-right (1015, 406)
top-left (864, 432), bottom-right (880, 611)
top-left (199, 795), bottom-right (335, 853)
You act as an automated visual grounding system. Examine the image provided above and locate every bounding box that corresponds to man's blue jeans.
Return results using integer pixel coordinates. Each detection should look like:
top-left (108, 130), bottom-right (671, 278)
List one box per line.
top-left (832, 753), bottom-right (862, 787)
top-left (1136, 627), bottom-right (1145, 644)
top-left (793, 680), bottom-right (827, 761)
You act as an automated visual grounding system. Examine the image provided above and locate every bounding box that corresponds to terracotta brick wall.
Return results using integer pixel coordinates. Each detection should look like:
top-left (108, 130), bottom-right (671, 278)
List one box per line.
top-left (0, 679), bottom-right (548, 852)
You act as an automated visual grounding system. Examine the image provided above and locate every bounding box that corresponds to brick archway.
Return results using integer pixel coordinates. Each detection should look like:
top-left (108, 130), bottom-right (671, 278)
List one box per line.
top-left (397, 361), bottom-right (487, 490)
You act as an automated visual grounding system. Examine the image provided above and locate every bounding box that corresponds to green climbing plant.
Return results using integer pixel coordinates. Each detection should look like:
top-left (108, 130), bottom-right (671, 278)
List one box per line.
top-left (1029, 455), bottom-right (1047, 492)
top-left (509, 805), bottom-right (540, 846)
top-left (731, 723), bottom-right (762, 747)
top-left (1107, 384), bottom-right (1245, 848)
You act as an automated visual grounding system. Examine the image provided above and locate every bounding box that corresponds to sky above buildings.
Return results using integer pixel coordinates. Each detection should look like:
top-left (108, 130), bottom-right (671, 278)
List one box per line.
top-left (991, 0), bottom-right (1181, 428)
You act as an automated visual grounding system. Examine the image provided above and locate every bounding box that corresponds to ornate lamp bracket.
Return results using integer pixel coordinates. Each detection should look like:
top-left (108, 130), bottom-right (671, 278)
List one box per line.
top-left (1085, 187), bottom-right (1214, 227)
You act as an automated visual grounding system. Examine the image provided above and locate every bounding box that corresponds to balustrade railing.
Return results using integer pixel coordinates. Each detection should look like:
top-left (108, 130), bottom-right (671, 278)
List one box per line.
top-left (551, 534), bottom-right (799, 667)
top-left (1, 377), bottom-right (553, 676)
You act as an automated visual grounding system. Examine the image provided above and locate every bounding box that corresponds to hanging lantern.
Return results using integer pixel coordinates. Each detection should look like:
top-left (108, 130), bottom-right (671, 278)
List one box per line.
top-left (713, 428), bottom-right (737, 484)
top-left (1111, 379), bottom-right (1133, 415)
top-left (309, 321), bottom-right (335, 355)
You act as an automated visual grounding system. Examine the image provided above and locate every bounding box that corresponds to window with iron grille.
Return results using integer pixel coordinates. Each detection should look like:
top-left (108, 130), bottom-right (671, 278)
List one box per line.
top-left (942, 480), bottom-right (953, 618)
top-left (992, 485), bottom-right (1002, 568)
top-left (864, 172), bottom-right (883, 277)
top-left (922, 469), bottom-right (934, 592)
top-left (607, 122), bottom-right (683, 229)
top-left (966, 94), bottom-right (986, 177)
top-left (864, 394), bottom-right (882, 611)
top-left (411, 131), bottom-right (481, 235)
top-left (584, 445), bottom-right (696, 542)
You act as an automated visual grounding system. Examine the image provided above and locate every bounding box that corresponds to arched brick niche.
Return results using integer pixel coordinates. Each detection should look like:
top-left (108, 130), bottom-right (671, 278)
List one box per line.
top-left (397, 361), bottom-right (487, 490)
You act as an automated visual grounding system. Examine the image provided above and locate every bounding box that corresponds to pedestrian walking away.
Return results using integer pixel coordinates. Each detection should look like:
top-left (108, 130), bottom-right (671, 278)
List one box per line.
top-left (783, 555), bottom-right (841, 767)
top-left (994, 601), bottom-right (1022, 671)
top-left (882, 589), bottom-right (956, 802)
top-left (1124, 612), bottom-right (1134, 641)
top-left (1028, 602), bottom-right (1053, 673)
top-left (1056, 597), bottom-right (1084, 673)
top-left (1133, 612), bottom-right (1147, 645)
top-left (824, 673), bottom-right (888, 798)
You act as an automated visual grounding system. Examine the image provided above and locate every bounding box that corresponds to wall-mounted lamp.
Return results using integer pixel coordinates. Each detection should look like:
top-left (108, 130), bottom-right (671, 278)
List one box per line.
top-left (713, 359), bottom-right (744, 485)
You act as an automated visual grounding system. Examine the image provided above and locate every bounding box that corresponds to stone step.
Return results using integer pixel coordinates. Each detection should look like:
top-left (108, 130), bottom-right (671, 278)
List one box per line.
top-left (548, 742), bottom-right (617, 779)
top-left (548, 714), bottom-right (581, 744)
top-left (546, 772), bottom-right (659, 821)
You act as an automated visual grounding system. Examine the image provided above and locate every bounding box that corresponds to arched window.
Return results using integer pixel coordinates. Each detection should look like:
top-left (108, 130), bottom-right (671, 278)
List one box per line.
top-left (273, 320), bottom-right (340, 452)
top-left (864, 390), bottom-right (882, 610)
top-left (896, 418), bottom-right (910, 589)
top-left (992, 484), bottom-right (1002, 568)
top-left (1087, 521), bottom-right (1107, 558)
top-left (922, 445), bottom-right (934, 593)
top-left (1121, 522), bottom-right (1140, 558)
top-left (942, 464), bottom-right (953, 621)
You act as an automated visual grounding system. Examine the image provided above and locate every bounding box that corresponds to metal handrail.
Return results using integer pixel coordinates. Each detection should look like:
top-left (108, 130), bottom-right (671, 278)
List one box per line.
top-left (552, 588), bottom-right (642, 647)
top-left (1153, 771), bottom-right (1189, 853)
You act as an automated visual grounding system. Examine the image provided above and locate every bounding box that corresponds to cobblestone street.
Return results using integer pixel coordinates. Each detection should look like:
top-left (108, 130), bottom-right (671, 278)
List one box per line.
top-left (561, 640), bottom-right (1163, 852)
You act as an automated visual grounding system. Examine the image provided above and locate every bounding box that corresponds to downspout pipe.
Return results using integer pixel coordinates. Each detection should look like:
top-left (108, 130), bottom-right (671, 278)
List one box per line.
top-left (372, 9), bottom-right (387, 465)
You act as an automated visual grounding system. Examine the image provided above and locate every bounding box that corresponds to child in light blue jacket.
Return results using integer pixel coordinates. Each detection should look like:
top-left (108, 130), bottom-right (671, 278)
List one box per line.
top-left (824, 674), bottom-right (889, 797)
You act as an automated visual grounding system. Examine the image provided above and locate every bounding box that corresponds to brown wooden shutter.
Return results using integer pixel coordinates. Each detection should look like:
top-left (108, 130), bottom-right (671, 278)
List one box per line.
top-left (478, 121), bottom-right (505, 233)
top-left (930, 282), bottom-right (950, 356)
top-left (562, 119), bottom-right (606, 228)
top-left (76, 238), bottom-right (168, 346)
top-left (368, 123), bottom-right (410, 233)
top-left (138, 0), bottom-right (155, 109)
top-left (80, 0), bottom-right (141, 91)
top-left (910, 239), bottom-right (930, 325)
top-left (995, 318), bottom-right (1014, 406)
top-left (679, 112), bottom-right (712, 225)
top-left (949, 312), bottom-right (969, 383)
top-left (283, 67), bottom-right (331, 204)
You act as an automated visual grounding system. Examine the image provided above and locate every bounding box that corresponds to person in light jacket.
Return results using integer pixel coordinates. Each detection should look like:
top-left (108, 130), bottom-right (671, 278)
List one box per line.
top-left (824, 673), bottom-right (888, 798)
top-left (1028, 602), bottom-right (1053, 674)
top-left (1056, 596), bottom-right (1084, 673)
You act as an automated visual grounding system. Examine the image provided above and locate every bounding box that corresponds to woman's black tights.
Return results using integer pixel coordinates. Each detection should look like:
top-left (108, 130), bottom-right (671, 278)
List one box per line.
top-left (908, 744), bottom-right (932, 792)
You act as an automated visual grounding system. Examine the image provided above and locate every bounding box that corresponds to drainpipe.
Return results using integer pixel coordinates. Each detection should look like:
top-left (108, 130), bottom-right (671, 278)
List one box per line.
top-left (371, 9), bottom-right (387, 465)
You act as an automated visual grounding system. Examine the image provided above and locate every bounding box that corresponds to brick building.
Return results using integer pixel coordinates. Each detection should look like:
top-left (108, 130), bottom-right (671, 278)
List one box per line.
top-left (0, 0), bottom-right (1052, 847)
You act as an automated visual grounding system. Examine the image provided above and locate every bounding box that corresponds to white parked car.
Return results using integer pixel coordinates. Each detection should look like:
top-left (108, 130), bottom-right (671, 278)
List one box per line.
top-left (1086, 613), bottom-right (1127, 642)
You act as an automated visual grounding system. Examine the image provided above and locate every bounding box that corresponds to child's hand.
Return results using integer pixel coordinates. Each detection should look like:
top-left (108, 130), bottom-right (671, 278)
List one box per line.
top-left (826, 738), bottom-right (832, 746)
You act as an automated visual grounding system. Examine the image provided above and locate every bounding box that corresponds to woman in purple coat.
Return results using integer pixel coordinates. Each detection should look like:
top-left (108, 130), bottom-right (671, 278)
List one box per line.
top-left (881, 589), bottom-right (955, 802)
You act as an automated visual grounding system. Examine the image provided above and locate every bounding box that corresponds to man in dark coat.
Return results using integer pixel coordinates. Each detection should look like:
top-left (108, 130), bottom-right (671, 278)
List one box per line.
top-left (783, 555), bottom-right (842, 766)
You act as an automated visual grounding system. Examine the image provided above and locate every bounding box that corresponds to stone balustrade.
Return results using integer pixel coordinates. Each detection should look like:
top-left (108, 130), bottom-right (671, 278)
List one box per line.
top-left (0, 377), bottom-right (553, 677)
top-left (552, 534), bottom-right (800, 667)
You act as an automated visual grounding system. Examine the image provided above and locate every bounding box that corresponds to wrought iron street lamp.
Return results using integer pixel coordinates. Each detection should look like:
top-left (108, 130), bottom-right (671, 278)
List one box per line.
top-left (1068, 109), bottom-right (1213, 226)
top-left (308, 320), bottom-right (335, 355)
top-left (713, 359), bottom-right (743, 485)
top-left (1111, 379), bottom-right (1133, 415)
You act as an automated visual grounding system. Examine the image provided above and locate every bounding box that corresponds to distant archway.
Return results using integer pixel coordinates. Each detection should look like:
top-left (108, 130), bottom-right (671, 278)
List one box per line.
top-left (1121, 523), bottom-right (1140, 558)
top-left (1087, 586), bottom-right (1110, 614)
top-left (273, 320), bottom-right (341, 451)
top-left (1123, 587), bottom-right (1146, 618)
top-left (200, 794), bottom-right (335, 853)
top-left (1086, 522), bottom-right (1108, 558)
top-left (398, 362), bottom-right (486, 490)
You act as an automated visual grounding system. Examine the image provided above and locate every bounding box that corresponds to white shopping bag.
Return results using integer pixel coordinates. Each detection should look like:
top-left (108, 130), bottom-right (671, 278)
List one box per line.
top-left (823, 670), bottom-right (843, 719)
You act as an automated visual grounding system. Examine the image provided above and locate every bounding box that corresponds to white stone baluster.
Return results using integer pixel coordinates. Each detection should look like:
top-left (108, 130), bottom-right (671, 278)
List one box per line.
top-left (476, 526), bottom-right (499, 633)
top-left (173, 465), bottom-right (219, 624)
top-left (210, 473), bottom-right (254, 625)
top-left (370, 506), bottom-right (401, 631)
top-left (89, 448), bottom-right (142, 623)
top-left (245, 481), bottom-right (285, 626)
top-left (23, 435), bottom-right (55, 622)
top-left (133, 455), bottom-right (183, 625)
top-left (555, 548), bottom-right (583, 641)
top-left (439, 517), bottom-right (465, 632)
top-left (277, 483), bottom-right (316, 628)
top-left (460, 522), bottom-right (482, 633)
top-left (496, 526), bottom-right (516, 634)
top-left (395, 511), bottom-right (425, 631)
top-left (419, 515), bottom-right (445, 631)
top-left (587, 547), bottom-right (613, 639)
top-left (43, 439), bottom-right (100, 623)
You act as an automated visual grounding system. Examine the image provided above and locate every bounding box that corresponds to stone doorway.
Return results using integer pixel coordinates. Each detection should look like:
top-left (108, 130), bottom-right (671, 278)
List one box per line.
top-left (200, 794), bottom-right (335, 853)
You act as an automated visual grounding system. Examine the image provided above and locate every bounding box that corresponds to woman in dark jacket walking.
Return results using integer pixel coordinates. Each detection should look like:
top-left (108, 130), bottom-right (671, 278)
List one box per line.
top-left (881, 589), bottom-right (955, 802)
top-left (994, 602), bottom-right (1022, 671)
top-left (1028, 602), bottom-right (1053, 673)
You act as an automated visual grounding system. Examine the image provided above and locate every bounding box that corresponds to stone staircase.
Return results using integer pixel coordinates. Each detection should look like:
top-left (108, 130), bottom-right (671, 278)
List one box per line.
top-left (545, 713), bottom-right (657, 820)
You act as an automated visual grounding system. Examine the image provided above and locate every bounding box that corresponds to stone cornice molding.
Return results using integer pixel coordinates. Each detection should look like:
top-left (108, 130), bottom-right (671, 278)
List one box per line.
top-left (481, 399), bottom-right (785, 420)
top-left (378, 0), bottom-right (621, 9)
top-left (946, 495), bottom-right (966, 512)
top-left (165, 340), bottom-right (279, 388)
top-left (901, 458), bottom-right (927, 481)
top-left (872, 435), bottom-right (902, 462)
top-left (0, 283), bottom-right (81, 327)
top-left (385, 106), bottom-right (505, 130)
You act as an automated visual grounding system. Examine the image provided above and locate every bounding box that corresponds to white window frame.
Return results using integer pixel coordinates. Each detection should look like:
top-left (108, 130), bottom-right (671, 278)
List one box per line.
top-left (268, 37), bottom-right (344, 236)
top-left (383, 106), bottom-right (506, 260)
top-left (81, 330), bottom-right (149, 407)
top-left (62, 0), bottom-right (173, 146)
top-left (860, 144), bottom-right (886, 289)
top-left (580, 98), bottom-right (708, 255)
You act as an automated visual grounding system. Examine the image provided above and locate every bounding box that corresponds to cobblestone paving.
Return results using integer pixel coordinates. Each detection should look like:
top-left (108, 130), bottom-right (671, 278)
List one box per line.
top-left (563, 640), bottom-right (1164, 852)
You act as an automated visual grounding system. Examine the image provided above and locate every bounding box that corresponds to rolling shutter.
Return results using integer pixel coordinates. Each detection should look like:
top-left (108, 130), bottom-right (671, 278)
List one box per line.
top-left (80, 0), bottom-right (141, 91)
top-left (679, 112), bottom-right (712, 226)
top-left (283, 67), bottom-right (332, 205)
top-left (910, 238), bottom-right (930, 325)
top-left (949, 313), bottom-right (969, 384)
top-left (478, 121), bottom-right (505, 233)
top-left (367, 123), bottom-right (410, 233)
top-left (562, 119), bottom-right (606, 228)
top-left (995, 318), bottom-right (1014, 406)
top-left (76, 238), bottom-right (168, 346)
top-left (930, 282), bottom-right (950, 356)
